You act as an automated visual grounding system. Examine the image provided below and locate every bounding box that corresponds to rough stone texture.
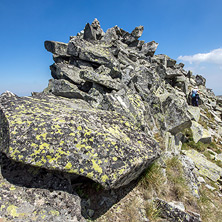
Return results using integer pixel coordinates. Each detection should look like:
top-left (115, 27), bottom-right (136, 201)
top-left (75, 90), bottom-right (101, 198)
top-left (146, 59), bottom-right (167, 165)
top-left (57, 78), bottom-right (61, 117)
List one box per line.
top-left (131, 25), bottom-right (144, 39)
top-left (184, 149), bottom-right (222, 182)
top-left (180, 155), bottom-right (200, 198)
top-left (159, 93), bottom-right (192, 134)
top-left (0, 92), bottom-right (160, 189)
top-left (0, 154), bottom-right (85, 222)
top-left (216, 153), bottom-right (222, 162)
top-left (164, 132), bottom-right (182, 155)
top-left (216, 95), bottom-right (222, 107)
top-left (187, 106), bottom-right (200, 122)
top-left (45, 79), bottom-right (95, 101)
top-left (152, 54), bottom-right (176, 68)
top-left (3, 19), bottom-right (222, 221)
top-left (196, 75), bottom-right (206, 86)
top-left (101, 88), bottom-right (149, 129)
top-left (190, 121), bottom-right (212, 143)
top-left (45, 41), bottom-right (68, 56)
top-left (140, 41), bottom-right (159, 56)
top-left (50, 63), bottom-right (87, 85)
top-left (83, 23), bottom-right (97, 41)
top-left (67, 38), bottom-right (119, 69)
top-left (155, 198), bottom-right (201, 222)
top-left (80, 70), bottom-right (124, 91)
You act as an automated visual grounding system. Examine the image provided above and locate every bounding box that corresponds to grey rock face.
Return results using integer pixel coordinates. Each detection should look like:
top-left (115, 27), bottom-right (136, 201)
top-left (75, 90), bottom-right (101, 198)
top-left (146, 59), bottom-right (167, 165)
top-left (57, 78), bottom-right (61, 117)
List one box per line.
top-left (0, 92), bottom-right (160, 190)
top-left (196, 75), bottom-right (206, 86)
top-left (80, 70), bottom-right (124, 91)
top-left (0, 154), bottom-right (86, 222)
top-left (91, 18), bottom-right (105, 40)
top-left (155, 198), bottom-right (201, 222)
top-left (190, 121), bottom-right (212, 144)
top-left (131, 25), bottom-right (144, 38)
top-left (46, 79), bottom-right (94, 101)
top-left (140, 41), bottom-right (159, 56)
top-left (50, 63), bottom-right (86, 85)
top-left (180, 155), bottom-right (200, 198)
top-left (83, 23), bottom-right (97, 41)
top-left (187, 106), bottom-right (200, 122)
top-left (160, 93), bottom-right (192, 134)
top-left (83, 19), bottom-right (105, 41)
top-left (45, 41), bottom-right (68, 56)
top-left (67, 38), bottom-right (119, 68)
top-left (184, 149), bottom-right (222, 182)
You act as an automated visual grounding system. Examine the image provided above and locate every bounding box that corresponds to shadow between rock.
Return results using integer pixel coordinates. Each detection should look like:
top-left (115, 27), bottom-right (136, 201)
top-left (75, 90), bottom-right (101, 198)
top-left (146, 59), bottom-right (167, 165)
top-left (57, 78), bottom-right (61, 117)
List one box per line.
top-left (0, 153), bottom-right (137, 220)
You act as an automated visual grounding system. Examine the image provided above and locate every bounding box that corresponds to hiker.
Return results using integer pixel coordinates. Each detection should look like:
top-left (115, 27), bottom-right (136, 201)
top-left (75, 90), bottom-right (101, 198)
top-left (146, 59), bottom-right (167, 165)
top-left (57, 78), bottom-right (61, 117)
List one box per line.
top-left (191, 86), bottom-right (200, 107)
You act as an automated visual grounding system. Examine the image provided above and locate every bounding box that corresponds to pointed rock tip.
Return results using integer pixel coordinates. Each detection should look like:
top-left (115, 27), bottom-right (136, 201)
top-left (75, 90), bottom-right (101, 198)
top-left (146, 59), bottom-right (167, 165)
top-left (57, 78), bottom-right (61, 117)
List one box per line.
top-left (91, 18), bottom-right (101, 29)
top-left (131, 25), bottom-right (144, 38)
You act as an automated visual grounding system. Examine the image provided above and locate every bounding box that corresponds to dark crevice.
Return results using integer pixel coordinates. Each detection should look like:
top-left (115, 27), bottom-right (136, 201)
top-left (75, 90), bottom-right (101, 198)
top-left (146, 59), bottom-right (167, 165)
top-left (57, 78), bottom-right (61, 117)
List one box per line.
top-left (0, 153), bottom-right (137, 220)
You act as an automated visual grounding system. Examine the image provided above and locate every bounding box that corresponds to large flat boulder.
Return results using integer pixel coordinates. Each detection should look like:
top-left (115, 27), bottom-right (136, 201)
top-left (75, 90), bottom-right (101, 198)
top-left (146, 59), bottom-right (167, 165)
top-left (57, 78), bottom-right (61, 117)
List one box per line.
top-left (0, 92), bottom-right (160, 189)
top-left (80, 70), bottom-right (123, 91)
top-left (190, 121), bottom-right (212, 144)
top-left (50, 63), bottom-right (87, 85)
top-left (187, 106), bottom-right (200, 122)
top-left (44, 41), bottom-right (69, 56)
top-left (159, 93), bottom-right (192, 134)
top-left (45, 79), bottom-right (95, 101)
top-left (183, 149), bottom-right (222, 182)
top-left (67, 38), bottom-right (119, 69)
top-left (0, 154), bottom-right (85, 222)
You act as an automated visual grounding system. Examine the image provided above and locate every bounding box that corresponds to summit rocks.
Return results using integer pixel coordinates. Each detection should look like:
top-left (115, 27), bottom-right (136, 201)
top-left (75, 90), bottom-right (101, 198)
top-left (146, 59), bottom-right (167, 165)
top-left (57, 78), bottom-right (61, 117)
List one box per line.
top-left (1, 19), bottom-right (222, 221)
top-left (0, 93), bottom-right (159, 189)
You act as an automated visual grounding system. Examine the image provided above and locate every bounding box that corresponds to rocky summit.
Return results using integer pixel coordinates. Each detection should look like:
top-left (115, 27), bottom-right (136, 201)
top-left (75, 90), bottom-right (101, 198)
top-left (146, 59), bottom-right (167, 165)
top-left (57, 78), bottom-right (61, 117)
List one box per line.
top-left (1, 19), bottom-right (222, 221)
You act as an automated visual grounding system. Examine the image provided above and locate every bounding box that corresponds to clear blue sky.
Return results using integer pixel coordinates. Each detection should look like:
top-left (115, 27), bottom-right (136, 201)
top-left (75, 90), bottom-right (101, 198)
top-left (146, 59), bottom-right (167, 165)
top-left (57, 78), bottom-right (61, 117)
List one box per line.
top-left (1, 0), bottom-right (222, 96)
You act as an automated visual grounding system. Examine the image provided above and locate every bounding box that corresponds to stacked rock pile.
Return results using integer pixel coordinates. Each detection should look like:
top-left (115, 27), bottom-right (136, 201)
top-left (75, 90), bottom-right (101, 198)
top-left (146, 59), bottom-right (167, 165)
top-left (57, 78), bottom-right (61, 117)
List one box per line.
top-left (1, 19), bottom-right (222, 221)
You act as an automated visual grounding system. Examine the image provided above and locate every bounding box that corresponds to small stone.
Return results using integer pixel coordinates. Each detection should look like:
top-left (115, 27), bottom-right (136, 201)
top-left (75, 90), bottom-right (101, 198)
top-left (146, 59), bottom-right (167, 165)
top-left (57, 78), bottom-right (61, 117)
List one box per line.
top-left (131, 26), bottom-right (144, 39)
top-left (197, 176), bottom-right (206, 183)
top-left (205, 184), bottom-right (216, 191)
top-left (216, 191), bottom-right (222, 197)
top-left (87, 209), bottom-right (94, 217)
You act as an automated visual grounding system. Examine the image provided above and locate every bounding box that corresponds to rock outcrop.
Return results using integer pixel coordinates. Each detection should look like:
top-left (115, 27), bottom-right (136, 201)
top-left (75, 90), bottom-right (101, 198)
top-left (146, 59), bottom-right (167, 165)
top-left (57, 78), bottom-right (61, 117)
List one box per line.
top-left (1, 19), bottom-right (222, 221)
top-left (0, 92), bottom-right (159, 189)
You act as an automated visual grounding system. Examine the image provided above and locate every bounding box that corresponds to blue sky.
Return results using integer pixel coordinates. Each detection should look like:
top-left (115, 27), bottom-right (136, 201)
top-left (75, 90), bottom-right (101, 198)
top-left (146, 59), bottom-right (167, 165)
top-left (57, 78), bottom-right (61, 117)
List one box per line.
top-left (1, 0), bottom-right (222, 96)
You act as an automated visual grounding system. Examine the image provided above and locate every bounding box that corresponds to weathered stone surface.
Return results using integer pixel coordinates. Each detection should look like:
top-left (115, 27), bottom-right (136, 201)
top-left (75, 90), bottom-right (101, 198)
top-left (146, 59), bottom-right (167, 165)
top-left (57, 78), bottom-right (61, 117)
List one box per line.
top-left (159, 93), bottom-right (192, 134)
top-left (131, 26), bottom-right (144, 39)
top-left (173, 75), bottom-right (189, 94)
top-left (102, 27), bottom-right (119, 43)
top-left (0, 154), bottom-right (85, 222)
top-left (155, 198), bottom-right (201, 222)
top-left (67, 38), bottom-right (119, 68)
top-left (45, 79), bottom-right (95, 101)
top-left (187, 106), bottom-right (200, 122)
top-left (80, 70), bottom-right (124, 91)
top-left (140, 41), bottom-right (158, 56)
top-left (101, 88), bottom-right (148, 128)
top-left (205, 184), bottom-right (216, 191)
top-left (165, 67), bottom-right (184, 79)
top-left (196, 75), bottom-right (206, 86)
top-left (44, 41), bottom-right (68, 56)
top-left (184, 149), bottom-right (222, 182)
top-left (83, 23), bottom-right (97, 41)
top-left (190, 121), bottom-right (212, 143)
top-left (152, 54), bottom-right (176, 68)
top-left (216, 95), bottom-right (222, 107)
top-left (50, 63), bottom-right (86, 85)
top-left (215, 153), bottom-right (222, 162)
top-left (0, 92), bottom-right (160, 189)
top-left (180, 155), bottom-right (200, 198)
top-left (164, 132), bottom-right (182, 155)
